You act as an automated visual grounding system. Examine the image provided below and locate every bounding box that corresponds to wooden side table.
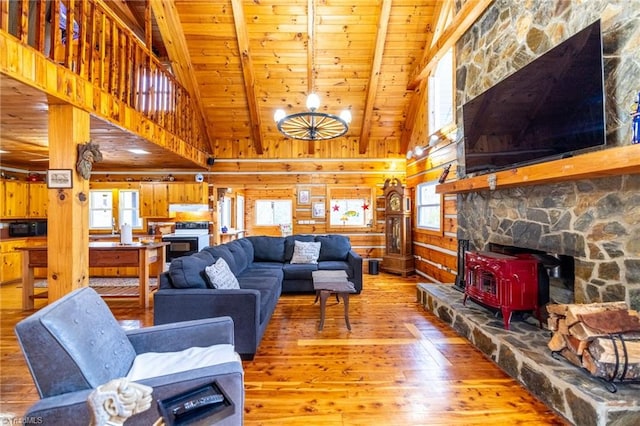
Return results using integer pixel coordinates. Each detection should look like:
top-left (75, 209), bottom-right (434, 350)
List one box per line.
top-left (312, 270), bottom-right (356, 331)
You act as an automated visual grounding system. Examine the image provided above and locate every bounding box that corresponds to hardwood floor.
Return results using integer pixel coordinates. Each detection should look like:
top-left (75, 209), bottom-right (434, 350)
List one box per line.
top-left (0, 273), bottom-right (569, 425)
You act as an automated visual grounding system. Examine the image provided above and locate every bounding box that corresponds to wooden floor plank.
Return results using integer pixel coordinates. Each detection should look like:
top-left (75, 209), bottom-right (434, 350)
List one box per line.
top-left (0, 272), bottom-right (569, 424)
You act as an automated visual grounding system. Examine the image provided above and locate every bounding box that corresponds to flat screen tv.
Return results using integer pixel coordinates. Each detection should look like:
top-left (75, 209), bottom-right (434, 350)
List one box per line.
top-left (462, 20), bottom-right (606, 176)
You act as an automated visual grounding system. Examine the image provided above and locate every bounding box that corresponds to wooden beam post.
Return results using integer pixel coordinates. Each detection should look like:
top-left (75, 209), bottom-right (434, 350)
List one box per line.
top-left (47, 103), bottom-right (90, 303)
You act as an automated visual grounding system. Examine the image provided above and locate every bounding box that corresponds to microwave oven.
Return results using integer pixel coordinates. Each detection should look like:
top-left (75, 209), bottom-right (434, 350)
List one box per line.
top-left (8, 221), bottom-right (47, 237)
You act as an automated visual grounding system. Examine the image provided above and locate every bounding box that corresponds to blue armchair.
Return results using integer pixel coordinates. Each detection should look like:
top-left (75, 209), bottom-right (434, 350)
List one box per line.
top-left (15, 287), bottom-right (244, 425)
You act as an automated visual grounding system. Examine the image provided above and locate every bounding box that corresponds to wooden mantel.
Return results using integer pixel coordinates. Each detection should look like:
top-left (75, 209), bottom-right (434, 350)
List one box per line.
top-left (436, 144), bottom-right (640, 194)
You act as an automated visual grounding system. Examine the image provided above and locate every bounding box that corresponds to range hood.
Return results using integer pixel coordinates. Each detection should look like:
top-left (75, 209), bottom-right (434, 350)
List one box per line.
top-left (169, 204), bottom-right (209, 213)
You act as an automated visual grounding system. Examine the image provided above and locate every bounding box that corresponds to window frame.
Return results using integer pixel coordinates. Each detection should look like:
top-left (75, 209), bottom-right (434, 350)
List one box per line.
top-left (416, 181), bottom-right (443, 234)
top-left (428, 47), bottom-right (455, 136)
top-left (254, 199), bottom-right (293, 227)
top-left (89, 189), bottom-right (143, 231)
top-left (118, 190), bottom-right (142, 230)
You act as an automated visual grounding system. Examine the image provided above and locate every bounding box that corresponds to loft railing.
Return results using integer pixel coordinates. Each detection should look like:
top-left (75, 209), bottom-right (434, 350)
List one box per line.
top-left (0, 0), bottom-right (207, 153)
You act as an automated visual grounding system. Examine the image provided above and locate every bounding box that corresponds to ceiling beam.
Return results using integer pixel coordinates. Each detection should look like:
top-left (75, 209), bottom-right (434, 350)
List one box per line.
top-left (231, 0), bottom-right (264, 155)
top-left (407, 0), bottom-right (493, 90)
top-left (430, 0), bottom-right (453, 50)
top-left (358, 0), bottom-right (393, 155)
top-left (100, 0), bottom-right (145, 40)
top-left (149, 0), bottom-right (213, 152)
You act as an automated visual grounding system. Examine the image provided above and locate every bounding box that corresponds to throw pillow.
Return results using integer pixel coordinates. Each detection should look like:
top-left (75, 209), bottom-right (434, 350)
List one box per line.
top-left (205, 258), bottom-right (240, 289)
top-left (290, 240), bottom-right (321, 264)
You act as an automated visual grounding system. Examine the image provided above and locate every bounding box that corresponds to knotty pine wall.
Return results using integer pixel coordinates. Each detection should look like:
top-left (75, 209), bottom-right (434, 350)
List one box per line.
top-left (210, 158), bottom-right (405, 269)
top-left (405, 82), bottom-right (459, 284)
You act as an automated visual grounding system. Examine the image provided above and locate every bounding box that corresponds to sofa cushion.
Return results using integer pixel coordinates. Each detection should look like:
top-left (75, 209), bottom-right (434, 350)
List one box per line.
top-left (249, 236), bottom-right (286, 262)
top-left (251, 261), bottom-right (285, 270)
top-left (202, 245), bottom-right (239, 275)
top-left (205, 258), bottom-right (240, 289)
top-left (237, 238), bottom-right (254, 262)
top-left (284, 235), bottom-right (316, 261)
top-left (290, 240), bottom-right (321, 264)
top-left (169, 251), bottom-right (215, 289)
top-left (240, 267), bottom-right (284, 282)
top-left (239, 278), bottom-right (281, 323)
top-left (227, 240), bottom-right (250, 273)
top-left (318, 260), bottom-right (351, 276)
top-left (316, 235), bottom-right (351, 261)
top-left (282, 263), bottom-right (318, 280)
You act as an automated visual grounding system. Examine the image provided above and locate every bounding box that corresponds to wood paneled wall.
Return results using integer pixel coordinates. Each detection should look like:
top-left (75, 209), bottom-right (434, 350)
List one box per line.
top-left (210, 159), bottom-right (403, 267)
top-left (405, 84), bottom-right (459, 283)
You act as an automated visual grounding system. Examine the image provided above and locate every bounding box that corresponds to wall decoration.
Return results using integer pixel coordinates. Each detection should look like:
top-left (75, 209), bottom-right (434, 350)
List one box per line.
top-left (298, 189), bottom-right (310, 205)
top-left (76, 140), bottom-right (103, 180)
top-left (312, 202), bottom-right (325, 218)
top-left (47, 169), bottom-right (73, 189)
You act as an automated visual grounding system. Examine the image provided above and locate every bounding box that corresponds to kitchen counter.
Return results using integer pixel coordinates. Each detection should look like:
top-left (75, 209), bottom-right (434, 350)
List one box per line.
top-left (89, 234), bottom-right (158, 239)
top-left (16, 242), bottom-right (169, 309)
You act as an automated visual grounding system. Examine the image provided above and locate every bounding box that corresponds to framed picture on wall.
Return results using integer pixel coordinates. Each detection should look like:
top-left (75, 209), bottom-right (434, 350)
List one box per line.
top-left (312, 202), bottom-right (325, 218)
top-left (47, 169), bottom-right (73, 189)
top-left (298, 189), bottom-right (310, 205)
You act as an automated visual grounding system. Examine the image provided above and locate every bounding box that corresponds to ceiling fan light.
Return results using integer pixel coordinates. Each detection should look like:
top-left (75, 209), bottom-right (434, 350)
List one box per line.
top-left (414, 146), bottom-right (424, 156)
top-left (306, 93), bottom-right (320, 111)
top-left (339, 109), bottom-right (352, 124)
top-left (274, 109), bottom-right (286, 123)
top-left (406, 149), bottom-right (413, 159)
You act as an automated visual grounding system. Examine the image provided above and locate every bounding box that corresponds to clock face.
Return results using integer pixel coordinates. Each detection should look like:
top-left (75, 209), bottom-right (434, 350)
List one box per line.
top-left (389, 193), bottom-right (401, 211)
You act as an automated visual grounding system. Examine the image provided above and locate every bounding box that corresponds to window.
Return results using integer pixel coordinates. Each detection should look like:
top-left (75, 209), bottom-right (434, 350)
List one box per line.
top-left (89, 189), bottom-right (142, 230)
top-left (416, 182), bottom-right (442, 231)
top-left (89, 191), bottom-right (113, 229)
top-left (327, 187), bottom-right (375, 229)
top-left (220, 196), bottom-right (232, 228)
top-left (119, 190), bottom-right (142, 229)
top-left (236, 195), bottom-right (245, 230)
top-left (428, 48), bottom-right (454, 133)
top-left (255, 200), bottom-right (292, 226)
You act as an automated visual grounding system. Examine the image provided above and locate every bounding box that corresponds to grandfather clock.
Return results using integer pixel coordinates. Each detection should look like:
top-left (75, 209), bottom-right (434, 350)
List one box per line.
top-left (381, 178), bottom-right (414, 276)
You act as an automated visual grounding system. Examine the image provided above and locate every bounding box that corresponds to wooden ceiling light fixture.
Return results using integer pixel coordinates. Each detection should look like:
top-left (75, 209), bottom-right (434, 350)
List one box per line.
top-left (273, 0), bottom-right (352, 141)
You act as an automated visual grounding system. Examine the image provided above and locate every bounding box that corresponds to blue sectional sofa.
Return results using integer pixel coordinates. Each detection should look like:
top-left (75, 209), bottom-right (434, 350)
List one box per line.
top-left (154, 234), bottom-right (363, 359)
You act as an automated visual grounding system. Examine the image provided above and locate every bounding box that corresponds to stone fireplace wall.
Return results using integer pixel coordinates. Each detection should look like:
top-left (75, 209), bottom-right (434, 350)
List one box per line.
top-left (454, 1), bottom-right (640, 309)
top-left (457, 176), bottom-right (640, 308)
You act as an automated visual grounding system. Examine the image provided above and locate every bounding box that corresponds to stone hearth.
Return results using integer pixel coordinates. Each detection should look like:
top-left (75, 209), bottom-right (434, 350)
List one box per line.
top-left (417, 283), bottom-right (640, 426)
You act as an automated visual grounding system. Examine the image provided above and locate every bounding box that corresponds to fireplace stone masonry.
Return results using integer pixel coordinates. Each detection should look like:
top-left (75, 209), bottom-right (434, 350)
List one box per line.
top-left (457, 174), bottom-right (640, 310)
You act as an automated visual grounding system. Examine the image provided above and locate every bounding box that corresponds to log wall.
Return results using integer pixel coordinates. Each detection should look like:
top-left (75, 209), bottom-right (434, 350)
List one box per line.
top-left (211, 161), bottom-right (403, 268)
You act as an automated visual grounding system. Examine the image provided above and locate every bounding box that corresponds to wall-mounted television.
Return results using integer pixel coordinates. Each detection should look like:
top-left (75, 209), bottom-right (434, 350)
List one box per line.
top-left (462, 20), bottom-right (606, 176)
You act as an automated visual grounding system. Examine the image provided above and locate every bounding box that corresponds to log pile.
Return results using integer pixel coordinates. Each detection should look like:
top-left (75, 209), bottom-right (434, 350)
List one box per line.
top-left (546, 301), bottom-right (640, 380)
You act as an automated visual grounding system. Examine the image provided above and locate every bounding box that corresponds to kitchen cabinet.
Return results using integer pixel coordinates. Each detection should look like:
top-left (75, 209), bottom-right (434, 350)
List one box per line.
top-left (140, 183), bottom-right (169, 217)
top-left (0, 239), bottom-right (25, 284)
top-left (28, 182), bottom-right (48, 218)
top-left (1, 180), bottom-right (28, 218)
top-left (168, 182), bottom-right (208, 204)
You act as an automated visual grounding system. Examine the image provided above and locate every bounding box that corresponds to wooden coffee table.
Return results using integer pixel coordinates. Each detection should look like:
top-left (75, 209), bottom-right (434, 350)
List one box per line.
top-left (312, 270), bottom-right (356, 331)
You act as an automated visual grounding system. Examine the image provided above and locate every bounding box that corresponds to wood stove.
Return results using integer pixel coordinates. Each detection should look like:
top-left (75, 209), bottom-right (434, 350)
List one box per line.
top-left (463, 251), bottom-right (542, 330)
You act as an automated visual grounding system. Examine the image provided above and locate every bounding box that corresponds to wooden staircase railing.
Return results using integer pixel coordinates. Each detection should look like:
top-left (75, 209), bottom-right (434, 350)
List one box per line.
top-left (0, 0), bottom-right (207, 153)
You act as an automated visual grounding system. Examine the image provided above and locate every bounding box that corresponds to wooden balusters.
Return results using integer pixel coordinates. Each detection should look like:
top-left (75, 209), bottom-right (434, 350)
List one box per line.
top-left (0, 0), bottom-right (206, 153)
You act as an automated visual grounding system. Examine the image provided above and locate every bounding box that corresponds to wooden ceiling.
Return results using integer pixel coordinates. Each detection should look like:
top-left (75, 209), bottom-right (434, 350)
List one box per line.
top-left (0, 0), bottom-right (458, 172)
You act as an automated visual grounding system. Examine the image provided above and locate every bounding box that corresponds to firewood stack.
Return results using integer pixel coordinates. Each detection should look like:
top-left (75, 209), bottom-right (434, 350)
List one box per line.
top-left (546, 301), bottom-right (640, 380)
